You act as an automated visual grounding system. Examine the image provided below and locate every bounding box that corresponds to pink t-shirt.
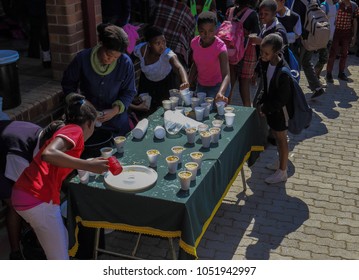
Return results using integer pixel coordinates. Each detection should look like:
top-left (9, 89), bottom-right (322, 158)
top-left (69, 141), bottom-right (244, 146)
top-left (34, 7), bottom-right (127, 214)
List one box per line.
top-left (191, 36), bottom-right (227, 86)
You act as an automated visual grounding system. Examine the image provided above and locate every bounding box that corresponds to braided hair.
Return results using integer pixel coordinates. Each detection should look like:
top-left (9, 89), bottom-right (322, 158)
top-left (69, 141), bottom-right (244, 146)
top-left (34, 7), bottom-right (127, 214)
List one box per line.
top-left (64, 93), bottom-right (97, 126)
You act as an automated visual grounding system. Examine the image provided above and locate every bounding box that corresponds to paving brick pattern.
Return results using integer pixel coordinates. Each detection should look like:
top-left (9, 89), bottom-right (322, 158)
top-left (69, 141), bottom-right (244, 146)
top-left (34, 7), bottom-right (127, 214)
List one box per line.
top-left (101, 55), bottom-right (359, 260)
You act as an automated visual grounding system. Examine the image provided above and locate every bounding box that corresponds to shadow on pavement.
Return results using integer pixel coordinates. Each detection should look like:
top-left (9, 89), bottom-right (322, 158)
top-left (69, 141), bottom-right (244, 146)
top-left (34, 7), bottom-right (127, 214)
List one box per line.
top-left (308, 82), bottom-right (358, 119)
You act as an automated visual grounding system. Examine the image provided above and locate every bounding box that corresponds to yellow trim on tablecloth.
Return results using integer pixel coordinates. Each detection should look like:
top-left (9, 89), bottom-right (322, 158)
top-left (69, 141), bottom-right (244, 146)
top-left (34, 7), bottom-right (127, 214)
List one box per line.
top-left (68, 145), bottom-right (264, 258)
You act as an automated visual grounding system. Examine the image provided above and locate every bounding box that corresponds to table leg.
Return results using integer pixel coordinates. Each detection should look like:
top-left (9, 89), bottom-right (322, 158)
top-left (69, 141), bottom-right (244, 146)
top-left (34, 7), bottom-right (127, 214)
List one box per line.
top-left (241, 168), bottom-right (247, 192)
top-left (93, 228), bottom-right (101, 260)
top-left (132, 233), bottom-right (142, 257)
top-left (168, 238), bottom-right (177, 260)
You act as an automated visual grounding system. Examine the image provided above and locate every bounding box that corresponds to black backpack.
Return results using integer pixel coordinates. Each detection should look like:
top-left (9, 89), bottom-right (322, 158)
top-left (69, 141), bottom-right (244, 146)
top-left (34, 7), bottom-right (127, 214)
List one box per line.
top-left (275, 67), bottom-right (313, 134)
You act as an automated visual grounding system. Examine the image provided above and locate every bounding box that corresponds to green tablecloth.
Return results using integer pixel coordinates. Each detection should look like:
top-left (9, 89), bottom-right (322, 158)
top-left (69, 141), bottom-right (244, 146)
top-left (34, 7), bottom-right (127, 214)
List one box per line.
top-left (65, 106), bottom-right (264, 259)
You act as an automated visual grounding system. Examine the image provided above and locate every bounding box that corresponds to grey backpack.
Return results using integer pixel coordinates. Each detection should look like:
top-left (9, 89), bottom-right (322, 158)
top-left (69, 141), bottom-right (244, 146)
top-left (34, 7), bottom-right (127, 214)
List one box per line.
top-left (301, 0), bottom-right (330, 51)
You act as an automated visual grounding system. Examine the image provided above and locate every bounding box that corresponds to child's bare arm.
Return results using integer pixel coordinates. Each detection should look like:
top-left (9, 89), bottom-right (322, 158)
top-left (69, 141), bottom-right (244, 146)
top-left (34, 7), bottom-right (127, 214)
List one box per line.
top-left (170, 55), bottom-right (189, 89)
top-left (41, 137), bottom-right (109, 174)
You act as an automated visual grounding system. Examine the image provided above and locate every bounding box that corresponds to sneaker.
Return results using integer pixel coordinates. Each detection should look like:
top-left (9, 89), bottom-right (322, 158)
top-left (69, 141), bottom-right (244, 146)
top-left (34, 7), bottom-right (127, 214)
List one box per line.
top-left (266, 161), bottom-right (279, 171)
top-left (326, 73), bottom-right (334, 83)
top-left (265, 169), bottom-right (288, 184)
top-left (311, 88), bottom-right (324, 99)
top-left (338, 72), bottom-right (349, 81)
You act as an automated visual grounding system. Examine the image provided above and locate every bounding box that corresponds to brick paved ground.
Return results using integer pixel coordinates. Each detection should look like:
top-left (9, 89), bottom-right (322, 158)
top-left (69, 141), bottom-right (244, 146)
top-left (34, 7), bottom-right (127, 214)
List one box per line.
top-left (100, 54), bottom-right (359, 260)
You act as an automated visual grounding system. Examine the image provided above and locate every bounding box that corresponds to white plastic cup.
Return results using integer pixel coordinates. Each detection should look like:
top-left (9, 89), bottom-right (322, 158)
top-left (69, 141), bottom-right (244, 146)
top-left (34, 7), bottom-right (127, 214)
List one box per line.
top-left (171, 146), bottom-right (185, 163)
top-left (180, 88), bottom-right (191, 106)
top-left (198, 123), bottom-right (209, 132)
top-left (225, 112), bottom-right (235, 127)
top-left (166, 155), bottom-right (179, 174)
top-left (185, 162), bottom-right (199, 181)
top-left (169, 96), bottom-right (179, 110)
top-left (185, 127), bottom-right (197, 144)
top-left (200, 102), bottom-right (211, 118)
top-left (190, 152), bottom-right (204, 169)
top-left (209, 127), bottom-right (221, 143)
top-left (78, 169), bottom-right (89, 184)
top-left (191, 97), bottom-right (200, 109)
top-left (200, 131), bottom-right (212, 148)
top-left (100, 147), bottom-right (113, 159)
top-left (178, 171), bottom-right (192, 190)
top-left (216, 101), bottom-right (226, 116)
top-left (147, 149), bottom-right (160, 167)
top-left (154, 125), bottom-right (166, 139)
top-left (162, 100), bottom-right (172, 111)
top-left (212, 119), bottom-right (224, 128)
top-left (194, 106), bottom-right (205, 121)
top-left (224, 106), bottom-right (235, 114)
top-left (196, 92), bottom-right (207, 104)
top-left (205, 97), bottom-right (214, 111)
top-left (169, 88), bottom-right (179, 97)
top-left (114, 136), bottom-right (126, 153)
top-left (169, 89), bottom-right (182, 106)
top-left (175, 106), bottom-right (185, 114)
top-left (139, 93), bottom-right (152, 109)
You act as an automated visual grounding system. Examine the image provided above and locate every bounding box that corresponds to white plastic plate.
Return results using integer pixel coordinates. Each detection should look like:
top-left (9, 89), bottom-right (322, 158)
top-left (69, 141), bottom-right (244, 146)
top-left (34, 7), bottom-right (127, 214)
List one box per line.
top-left (104, 165), bottom-right (158, 193)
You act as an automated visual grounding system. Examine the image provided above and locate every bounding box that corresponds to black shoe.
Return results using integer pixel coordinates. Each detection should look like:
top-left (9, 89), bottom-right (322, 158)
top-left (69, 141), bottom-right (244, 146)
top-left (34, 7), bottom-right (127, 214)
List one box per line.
top-left (338, 72), bottom-right (349, 81)
top-left (311, 88), bottom-right (325, 99)
top-left (326, 73), bottom-right (334, 83)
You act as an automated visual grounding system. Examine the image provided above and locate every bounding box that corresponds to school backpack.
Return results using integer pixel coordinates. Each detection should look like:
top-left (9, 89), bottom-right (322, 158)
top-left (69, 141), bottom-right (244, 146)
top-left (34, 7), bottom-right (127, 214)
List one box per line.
top-left (287, 48), bottom-right (300, 82)
top-left (217, 7), bottom-right (253, 65)
top-left (301, 0), bottom-right (330, 51)
top-left (275, 67), bottom-right (313, 134)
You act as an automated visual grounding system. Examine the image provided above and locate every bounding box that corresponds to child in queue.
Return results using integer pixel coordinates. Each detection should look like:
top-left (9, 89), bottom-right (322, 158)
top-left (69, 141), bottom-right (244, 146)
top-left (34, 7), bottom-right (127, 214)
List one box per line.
top-left (11, 93), bottom-right (109, 260)
top-left (250, 0), bottom-right (288, 48)
top-left (134, 26), bottom-right (189, 112)
top-left (189, 11), bottom-right (230, 103)
top-left (257, 34), bottom-right (293, 184)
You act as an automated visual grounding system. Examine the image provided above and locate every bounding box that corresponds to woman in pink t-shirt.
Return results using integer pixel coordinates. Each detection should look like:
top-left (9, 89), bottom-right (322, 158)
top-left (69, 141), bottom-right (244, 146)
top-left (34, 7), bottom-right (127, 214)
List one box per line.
top-left (189, 11), bottom-right (230, 103)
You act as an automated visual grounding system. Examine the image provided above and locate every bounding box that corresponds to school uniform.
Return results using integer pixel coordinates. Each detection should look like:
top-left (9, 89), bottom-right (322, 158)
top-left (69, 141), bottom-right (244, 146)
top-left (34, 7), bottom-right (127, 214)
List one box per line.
top-left (258, 59), bottom-right (294, 132)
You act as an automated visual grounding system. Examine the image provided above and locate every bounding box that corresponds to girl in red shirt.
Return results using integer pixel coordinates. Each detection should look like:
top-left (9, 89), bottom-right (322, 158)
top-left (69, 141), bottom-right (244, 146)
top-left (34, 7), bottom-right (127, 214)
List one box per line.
top-left (11, 93), bottom-right (109, 260)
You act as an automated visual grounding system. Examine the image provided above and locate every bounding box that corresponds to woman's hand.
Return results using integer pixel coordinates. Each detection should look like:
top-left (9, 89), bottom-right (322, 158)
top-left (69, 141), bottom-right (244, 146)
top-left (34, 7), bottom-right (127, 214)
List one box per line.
top-left (97, 107), bottom-right (119, 123)
top-left (135, 101), bottom-right (150, 111)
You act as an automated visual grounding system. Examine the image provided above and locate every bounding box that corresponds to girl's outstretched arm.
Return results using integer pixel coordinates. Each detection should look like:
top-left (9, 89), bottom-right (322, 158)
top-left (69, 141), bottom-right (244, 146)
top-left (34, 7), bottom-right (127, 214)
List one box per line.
top-left (170, 55), bottom-right (189, 90)
top-left (215, 51), bottom-right (230, 103)
top-left (42, 137), bottom-right (109, 174)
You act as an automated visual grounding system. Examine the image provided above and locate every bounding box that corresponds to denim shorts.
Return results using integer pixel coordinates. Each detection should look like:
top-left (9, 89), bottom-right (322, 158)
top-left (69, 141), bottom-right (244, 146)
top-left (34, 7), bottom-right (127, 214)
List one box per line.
top-left (196, 82), bottom-right (231, 99)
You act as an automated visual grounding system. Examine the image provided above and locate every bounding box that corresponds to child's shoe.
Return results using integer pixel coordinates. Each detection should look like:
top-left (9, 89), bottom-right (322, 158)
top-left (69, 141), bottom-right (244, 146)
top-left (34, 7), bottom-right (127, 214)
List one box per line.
top-left (326, 73), bottom-right (334, 83)
top-left (265, 169), bottom-right (287, 184)
top-left (266, 161), bottom-right (279, 171)
top-left (338, 72), bottom-right (349, 81)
